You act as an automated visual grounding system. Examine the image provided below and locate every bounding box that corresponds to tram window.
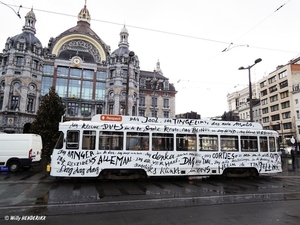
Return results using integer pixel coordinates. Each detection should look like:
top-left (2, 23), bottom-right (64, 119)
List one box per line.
top-left (199, 135), bottom-right (218, 151)
top-left (176, 134), bottom-right (196, 151)
top-left (220, 135), bottom-right (238, 151)
top-left (260, 137), bottom-right (268, 152)
top-left (66, 130), bottom-right (79, 149)
top-left (99, 131), bottom-right (123, 150)
top-left (152, 133), bottom-right (174, 151)
top-left (241, 136), bottom-right (258, 152)
top-left (55, 131), bottom-right (64, 149)
top-left (82, 130), bottom-right (96, 150)
top-left (269, 137), bottom-right (276, 152)
top-left (126, 132), bottom-right (149, 150)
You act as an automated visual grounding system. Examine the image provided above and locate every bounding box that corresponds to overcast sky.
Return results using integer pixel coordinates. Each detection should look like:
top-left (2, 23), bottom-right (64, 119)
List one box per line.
top-left (1, 0), bottom-right (299, 118)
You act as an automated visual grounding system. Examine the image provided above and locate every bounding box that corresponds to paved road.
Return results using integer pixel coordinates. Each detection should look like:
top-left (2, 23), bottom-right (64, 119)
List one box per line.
top-left (0, 157), bottom-right (300, 224)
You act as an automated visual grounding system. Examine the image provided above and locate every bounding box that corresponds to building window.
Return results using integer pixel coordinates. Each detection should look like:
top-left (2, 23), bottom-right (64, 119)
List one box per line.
top-left (268, 76), bottom-right (276, 84)
top-left (16, 57), bottom-right (23, 66)
top-left (70, 68), bottom-right (81, 78)
top-left (262, 107), bottom-right (268, 114)
top-left (163, 111), bottom-right (169, 118)
top-left (280, 91), bottom-right (289, 99)
top-left (57, 66), bottom-right (69, 77)
top-left (41, 77), bottom-right (53, 95)
top-left (261, 98), bottom-right (268, 105)
top-left (281, 101), bottom-right (290, 109)
top-left (293, 84), bottom-right (300, 92)
top-left (152, 97), bottom-right (157, 107)
top-left (19, 43), bottom-right (24, 51)
top-left (27, 98), bottom-right (34, 112)
top-left (297, 110), bottom-right (300, 120)
top-left (269, 85), bottom-right (277, 93)
top-left (270, 104), bottom-right (279, 112)
top-left (10, 96), bottom-right (19, 110)
top-left (163, 98), bottom-right (169, 108)
top-left (120, 104), bottom-right (125, 115)
top-left (139, 109), bottom-right (145, 117)
top-left (260, 80), bottom-right (267, 88)
top-left (67, 102), bottom-right (79, 116)
top-left (139, 97), bottom-right (145, 106)
top-left (283, 122), bottom-right (292, 129)
top-left (296, 99), bottom-right (299, 104)
top-left (271, 114), bottom-right (280, 121)
top-left (68, 79), bottom-right (81, 98)
top-left (81, 104), bottom-right (92, 117)
top-left (279, 70), bottom-right (287, 79)
top-left (261, 89), bottom-right (267, 97)
top-left (282, 112), bottom-right (291, 119)
top-left (262, 117), bottom-right (269, 123)
top-left (81, 80), bottom-right (93, 99)
top-left (270, 95), bottom-right (278, 102)
top-left (43, 65), bottom-right (54, 75)
top-left (132, 106), bottom-right (136, 116)
top-left (151, 110), bottom-right (157, 117)
top-left (32, 60), bottom-right (38, 70)
top-left (96, 71), bottom-right (106, 80)
top-left (109, 104), bottom-right (113, 114)
top-left (122, 70), bottom-right (128, 78)
top-left (279, 80), bottom-right (288, 89)
top-left (96, 104), bottom-right (103, 114)
top-left (82, 69), bottom-right (94, 79)
top-left (0, 95), bottom-right (3, 110)
top-left (95, 82), bottom-right (105, 100)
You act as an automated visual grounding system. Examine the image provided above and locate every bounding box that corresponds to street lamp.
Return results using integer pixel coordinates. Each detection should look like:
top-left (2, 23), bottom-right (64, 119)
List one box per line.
top-left (125, 51), bottom-right (135, 116)
top-left (238, 58), bottom-right (262, 122)
top-left (151, 71), bottom-right (158, 117)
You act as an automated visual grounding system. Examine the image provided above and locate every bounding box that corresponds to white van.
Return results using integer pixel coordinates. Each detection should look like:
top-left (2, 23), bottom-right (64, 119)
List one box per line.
top-left (0, 134), bottom-right (42, 172)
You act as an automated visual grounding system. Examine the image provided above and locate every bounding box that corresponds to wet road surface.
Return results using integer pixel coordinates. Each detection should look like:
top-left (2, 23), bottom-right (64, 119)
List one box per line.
top-left (0, 165), bottom-right (300, 219)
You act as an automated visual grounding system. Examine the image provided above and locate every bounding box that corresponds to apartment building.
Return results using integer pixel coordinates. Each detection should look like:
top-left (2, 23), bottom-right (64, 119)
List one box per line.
top-left (227, 84), bottom-right (260, 122)
top-left (259, 57), bottom-right (300, 145)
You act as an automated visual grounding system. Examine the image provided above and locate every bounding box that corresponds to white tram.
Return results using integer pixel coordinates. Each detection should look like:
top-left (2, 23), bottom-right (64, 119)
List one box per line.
top-left (49, 114), bottom-right (282, 178)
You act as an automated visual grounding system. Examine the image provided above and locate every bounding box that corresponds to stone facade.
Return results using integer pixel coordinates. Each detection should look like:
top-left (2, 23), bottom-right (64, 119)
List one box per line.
top-left (0, 4), bottom-right (177, 133)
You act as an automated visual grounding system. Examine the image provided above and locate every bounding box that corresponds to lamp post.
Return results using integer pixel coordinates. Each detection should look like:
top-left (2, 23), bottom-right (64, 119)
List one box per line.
top-left (278, 121), bottom-right (284, 149)
top-left (151, 71), bottom-right (158, 117)
top-left (238, 58), bottom-right (262, 122)
top-left (125, 51), bottom-right (135, 116)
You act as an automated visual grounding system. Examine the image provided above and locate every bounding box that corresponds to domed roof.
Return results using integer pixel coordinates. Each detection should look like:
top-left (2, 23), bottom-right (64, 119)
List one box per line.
top-left (111, 46), bottom-right (130, 57)
top-left (111, 26), bottom-right (131, 57)
top-left (25, 8), bottom-right (36, 20)
top-left (10, 32), bottom-right (42, 50)
top-left (9, 8), bottom-right (42, 51)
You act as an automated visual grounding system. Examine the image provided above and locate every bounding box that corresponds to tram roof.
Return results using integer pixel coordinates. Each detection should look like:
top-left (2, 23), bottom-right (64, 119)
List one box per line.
top-left (91, 114), bottom-right (263, 130)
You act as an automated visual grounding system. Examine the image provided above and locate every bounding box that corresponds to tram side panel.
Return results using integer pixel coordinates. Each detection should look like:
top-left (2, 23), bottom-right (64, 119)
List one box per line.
top-left (49, 149), bottom-right (282, 178)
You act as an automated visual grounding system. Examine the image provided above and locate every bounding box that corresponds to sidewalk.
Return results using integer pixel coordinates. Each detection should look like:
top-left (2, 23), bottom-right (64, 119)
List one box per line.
top-left (274, 156), bottom-right (300, 177)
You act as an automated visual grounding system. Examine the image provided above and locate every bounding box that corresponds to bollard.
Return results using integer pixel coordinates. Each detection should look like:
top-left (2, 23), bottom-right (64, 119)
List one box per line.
top-left (46, 164), bottom-right (51, 172)
top-left (288, 159), bottom-right (293, 171)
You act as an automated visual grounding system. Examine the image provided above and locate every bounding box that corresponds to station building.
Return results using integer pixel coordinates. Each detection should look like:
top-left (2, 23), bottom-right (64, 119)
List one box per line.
top-left (0, 4), bottom-right (177, 133)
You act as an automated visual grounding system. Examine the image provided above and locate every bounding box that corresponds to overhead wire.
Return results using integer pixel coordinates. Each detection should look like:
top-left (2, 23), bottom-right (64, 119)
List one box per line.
top-left (5, 3), bottom-right (297, 56)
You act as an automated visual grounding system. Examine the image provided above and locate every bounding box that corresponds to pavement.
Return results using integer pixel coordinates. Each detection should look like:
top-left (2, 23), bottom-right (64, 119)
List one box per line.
top-left (0, 156), bottom-right (300, 218)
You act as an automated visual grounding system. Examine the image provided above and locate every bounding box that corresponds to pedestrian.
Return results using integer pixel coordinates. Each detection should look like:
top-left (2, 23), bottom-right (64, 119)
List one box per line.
top-left (291, 146), bottom-right (298, 170)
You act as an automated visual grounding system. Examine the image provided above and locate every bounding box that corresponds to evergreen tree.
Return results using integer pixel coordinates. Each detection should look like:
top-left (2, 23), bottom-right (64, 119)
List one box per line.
top-left (30, 87), bottom-right (65, 160)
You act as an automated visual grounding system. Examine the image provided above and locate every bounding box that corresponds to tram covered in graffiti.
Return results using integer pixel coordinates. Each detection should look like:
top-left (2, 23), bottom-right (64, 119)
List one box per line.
top-left (49, 114), bottom-right (282, 178)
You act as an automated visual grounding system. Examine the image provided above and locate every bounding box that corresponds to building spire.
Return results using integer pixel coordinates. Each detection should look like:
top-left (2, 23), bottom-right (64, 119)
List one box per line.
top-left (22, 8), bottom-right (36, 34)
top-left (118, 25), bottom-right (129, 48)
top-left (78, 1), bottom-right (91, 23)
